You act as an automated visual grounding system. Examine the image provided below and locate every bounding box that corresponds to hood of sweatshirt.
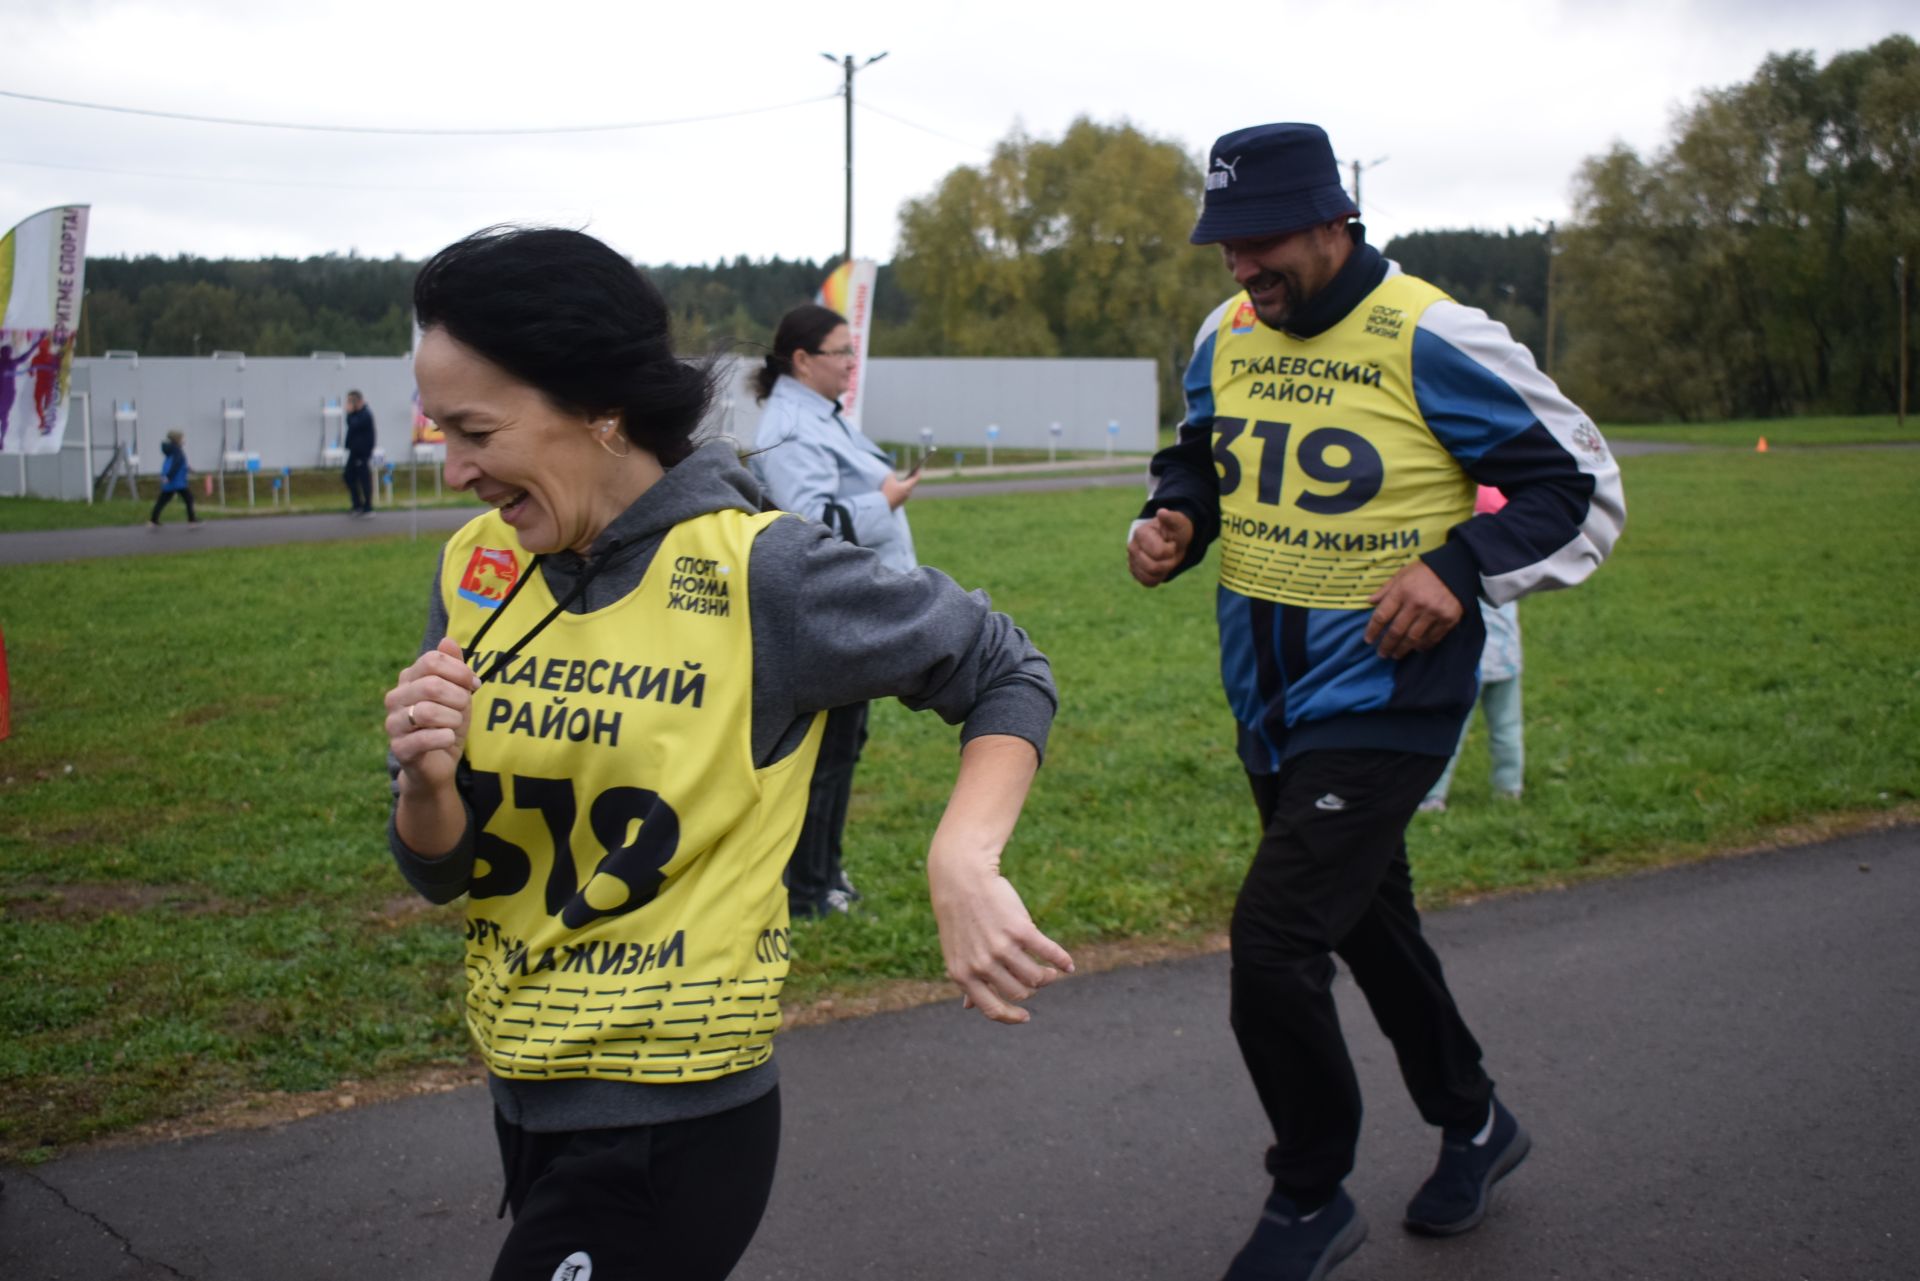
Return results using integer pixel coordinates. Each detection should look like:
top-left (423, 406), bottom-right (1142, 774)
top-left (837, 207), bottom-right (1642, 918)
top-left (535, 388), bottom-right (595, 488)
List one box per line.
top-left (536, 437), bottom-right (766, 606)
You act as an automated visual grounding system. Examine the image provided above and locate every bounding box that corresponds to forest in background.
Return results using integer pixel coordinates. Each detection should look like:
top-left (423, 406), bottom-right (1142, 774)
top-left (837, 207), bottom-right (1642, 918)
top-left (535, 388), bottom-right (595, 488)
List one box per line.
top-left (70, 36), bottom-right (1917, 423)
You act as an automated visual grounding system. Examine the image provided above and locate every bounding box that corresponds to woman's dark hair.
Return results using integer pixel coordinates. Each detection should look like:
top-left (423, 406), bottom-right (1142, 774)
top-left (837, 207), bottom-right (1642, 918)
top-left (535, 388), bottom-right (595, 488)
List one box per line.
top-left (752, 303), bottom-right (848, 403)
top-left (413, 226), bottom-right (713, 465)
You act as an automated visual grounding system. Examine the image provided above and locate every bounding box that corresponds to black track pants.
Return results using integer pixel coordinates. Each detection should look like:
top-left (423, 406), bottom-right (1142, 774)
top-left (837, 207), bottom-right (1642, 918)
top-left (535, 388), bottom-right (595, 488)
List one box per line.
top-left (1233, 750), bottom-right (1493, 1205)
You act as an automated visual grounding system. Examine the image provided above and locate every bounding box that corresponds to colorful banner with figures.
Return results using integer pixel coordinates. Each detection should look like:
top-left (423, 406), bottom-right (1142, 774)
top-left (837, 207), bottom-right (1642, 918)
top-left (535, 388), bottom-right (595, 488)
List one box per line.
top-left (815, 258), bottom-right (876, 432)
top-left (0, 205), bottom-right (89, 456)
top-left (409, 319), bottom-right (444, 445)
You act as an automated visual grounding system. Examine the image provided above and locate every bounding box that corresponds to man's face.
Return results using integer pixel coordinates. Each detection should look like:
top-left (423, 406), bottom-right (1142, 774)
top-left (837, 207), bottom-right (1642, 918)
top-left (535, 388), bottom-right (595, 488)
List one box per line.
top-left (1218, 222), bottom-right (1350, 331)
top-left (346, 394), bottom-right (363, 411)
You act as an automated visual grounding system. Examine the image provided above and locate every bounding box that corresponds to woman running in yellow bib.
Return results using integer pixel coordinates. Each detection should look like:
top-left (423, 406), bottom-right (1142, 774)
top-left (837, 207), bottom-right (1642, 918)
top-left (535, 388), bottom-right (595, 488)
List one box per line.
top-left (381, 226), bottom-right (1070, 1281)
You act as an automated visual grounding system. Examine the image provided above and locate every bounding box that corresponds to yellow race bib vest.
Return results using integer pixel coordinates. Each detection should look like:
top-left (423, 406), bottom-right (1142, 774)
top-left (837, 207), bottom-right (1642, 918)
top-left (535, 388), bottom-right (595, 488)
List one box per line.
top-left (439, 508), bottom-right (823, 1083)
top-left (1210, 274), bottom-right (1474, 608)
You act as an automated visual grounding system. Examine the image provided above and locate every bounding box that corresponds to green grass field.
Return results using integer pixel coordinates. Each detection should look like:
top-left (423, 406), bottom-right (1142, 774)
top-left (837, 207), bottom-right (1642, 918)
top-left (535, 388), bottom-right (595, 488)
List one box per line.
top-left (1, 444), bottom-right (1915, 1159)
top-left (1590, 413), bottom-right (1917, 447)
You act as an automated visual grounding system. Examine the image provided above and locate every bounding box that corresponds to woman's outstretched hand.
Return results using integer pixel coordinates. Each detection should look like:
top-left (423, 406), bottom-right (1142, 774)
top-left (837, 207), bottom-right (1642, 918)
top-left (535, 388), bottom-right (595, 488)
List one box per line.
top-left (924, 734), bottom-right (1072, 1024)
top-left (930, 857), bottom-right (1074, 1024)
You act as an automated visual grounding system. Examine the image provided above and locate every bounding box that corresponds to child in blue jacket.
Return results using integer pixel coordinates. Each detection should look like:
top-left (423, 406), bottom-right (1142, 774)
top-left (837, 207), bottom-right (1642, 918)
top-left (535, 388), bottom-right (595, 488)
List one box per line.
top-left (148, 430), bottom-right (203, 527)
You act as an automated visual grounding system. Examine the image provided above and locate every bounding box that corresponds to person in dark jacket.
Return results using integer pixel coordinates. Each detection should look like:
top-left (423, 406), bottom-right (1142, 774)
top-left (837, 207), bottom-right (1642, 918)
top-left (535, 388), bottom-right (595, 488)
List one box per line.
top-left (343, 390), bottom-right (376, 513)
top-left (1129, 123), bottom-right (1624, 1280)
top-left (147, 429), bottom-right (202, 527)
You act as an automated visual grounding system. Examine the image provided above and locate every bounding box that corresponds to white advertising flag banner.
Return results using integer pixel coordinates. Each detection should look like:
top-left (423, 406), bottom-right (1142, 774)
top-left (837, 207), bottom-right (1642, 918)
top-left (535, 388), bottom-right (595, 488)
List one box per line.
top-left (814, 257), bottom-right (877, 432)
top-left (0, 204), bottom-right (90, 455)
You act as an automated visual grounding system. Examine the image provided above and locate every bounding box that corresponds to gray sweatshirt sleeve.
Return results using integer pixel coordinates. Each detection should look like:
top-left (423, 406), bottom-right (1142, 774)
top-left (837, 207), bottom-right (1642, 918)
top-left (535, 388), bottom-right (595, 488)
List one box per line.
top-left (387, 559), bottom-right (478, 905)
top-left (747, 514), bottom-right (1056, 764)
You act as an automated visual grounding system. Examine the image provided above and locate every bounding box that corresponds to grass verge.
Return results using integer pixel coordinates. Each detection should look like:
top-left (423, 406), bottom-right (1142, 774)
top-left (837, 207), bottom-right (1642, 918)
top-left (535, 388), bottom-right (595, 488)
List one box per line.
top-left (1, 446), bottom-right (1914, 1159)
top-left (1600, 413), bottom-right (1918, 447)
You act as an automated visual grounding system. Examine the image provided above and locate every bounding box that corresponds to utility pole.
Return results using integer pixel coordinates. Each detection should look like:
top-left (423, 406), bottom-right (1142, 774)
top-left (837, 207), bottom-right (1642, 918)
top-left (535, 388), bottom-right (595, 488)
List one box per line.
top-left (822, 52), bottom-right (888, 269)
top-left (1543, 220), bottom-right (1559, 376)
top-left (1347, 155), bottom-right (1388, 217)
top-left (1898, 253), bottom-right (1910, 429)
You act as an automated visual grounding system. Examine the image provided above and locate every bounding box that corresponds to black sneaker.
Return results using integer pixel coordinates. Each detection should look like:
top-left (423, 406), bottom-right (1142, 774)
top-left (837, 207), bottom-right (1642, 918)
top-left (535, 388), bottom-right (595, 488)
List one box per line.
top-left (1222, 1186), bottom-right (1366, 1281)
top-left (1403, 1095), bottom-right (1530, 1236)
top-left (789, 888), bottom-right (854, 921)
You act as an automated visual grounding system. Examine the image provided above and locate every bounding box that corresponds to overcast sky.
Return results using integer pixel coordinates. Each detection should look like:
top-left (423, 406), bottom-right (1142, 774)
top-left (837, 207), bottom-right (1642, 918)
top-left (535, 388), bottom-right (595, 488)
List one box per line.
top-left (1, 0), bottom-right (1911, 267)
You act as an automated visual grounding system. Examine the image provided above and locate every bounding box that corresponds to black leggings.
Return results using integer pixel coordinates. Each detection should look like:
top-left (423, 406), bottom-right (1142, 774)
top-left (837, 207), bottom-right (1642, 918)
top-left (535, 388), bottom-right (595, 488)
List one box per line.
top-left (149, 489), bottom-right (196, 523)
top-left (491, 1087), bottom-right (781, 1281)
top-left (786, 701), bottom-right (868, 911)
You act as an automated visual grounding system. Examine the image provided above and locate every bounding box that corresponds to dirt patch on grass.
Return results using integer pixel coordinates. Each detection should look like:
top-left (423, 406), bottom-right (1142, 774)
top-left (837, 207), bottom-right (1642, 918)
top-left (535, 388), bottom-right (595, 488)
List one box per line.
top-left (0, 761), bottom-right (77, 787)
top-left (365, 894), bottom-right (459, 928)
top-left (176, 694), bottom-right (286, 727)
top-left (36, 822), bottom-right (111, 847)
top-left (781, 930), bottom-right (1230, 1029)
top-left (1, 881), bottom-right (229, 922)
top-left (69, 1064), bottom-right (491, 1155)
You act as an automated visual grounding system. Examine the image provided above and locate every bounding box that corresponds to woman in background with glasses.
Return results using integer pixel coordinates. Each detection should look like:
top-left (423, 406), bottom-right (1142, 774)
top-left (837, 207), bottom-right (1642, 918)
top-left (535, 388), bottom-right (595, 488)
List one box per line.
top-left (750, 303), bottom-right (919, 919)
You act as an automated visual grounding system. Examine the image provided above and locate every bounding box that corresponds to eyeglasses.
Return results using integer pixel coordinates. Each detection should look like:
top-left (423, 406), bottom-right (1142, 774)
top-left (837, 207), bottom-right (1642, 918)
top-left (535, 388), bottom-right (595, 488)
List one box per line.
top-left (813, 346), bottom-right (857, 359)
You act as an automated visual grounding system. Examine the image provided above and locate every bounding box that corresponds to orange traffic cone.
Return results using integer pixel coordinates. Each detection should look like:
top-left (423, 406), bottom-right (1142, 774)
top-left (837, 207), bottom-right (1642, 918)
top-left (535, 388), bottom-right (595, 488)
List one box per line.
top-left (1756, 436), bottom-right (1770, 453)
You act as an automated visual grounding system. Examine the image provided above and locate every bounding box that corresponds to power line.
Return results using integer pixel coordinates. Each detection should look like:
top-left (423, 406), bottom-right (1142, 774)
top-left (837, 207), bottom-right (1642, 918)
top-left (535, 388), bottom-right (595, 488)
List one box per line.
top-left (855, 99), bottom-right (991, 153)
top-left (0, 154), bottom-right (542, 196)
top-left (0, 86), bottom-right (835, 136)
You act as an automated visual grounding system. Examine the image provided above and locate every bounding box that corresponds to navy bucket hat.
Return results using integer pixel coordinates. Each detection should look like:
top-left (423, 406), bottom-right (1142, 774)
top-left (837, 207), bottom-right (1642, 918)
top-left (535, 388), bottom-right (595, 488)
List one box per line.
top-left (1190, 123), bottom-right (1358, 245)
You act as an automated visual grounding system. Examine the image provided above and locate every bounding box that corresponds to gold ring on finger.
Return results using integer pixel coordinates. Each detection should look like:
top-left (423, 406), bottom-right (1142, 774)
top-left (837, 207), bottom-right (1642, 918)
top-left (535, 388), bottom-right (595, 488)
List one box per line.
top-left (406, 703), bottom-right (419, 729)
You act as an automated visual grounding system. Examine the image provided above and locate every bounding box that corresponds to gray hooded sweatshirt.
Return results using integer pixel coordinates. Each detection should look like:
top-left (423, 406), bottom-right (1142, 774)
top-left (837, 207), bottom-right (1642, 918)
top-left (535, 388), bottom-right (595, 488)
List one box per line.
top-left (389, 439), bottom-right (1056, 1132)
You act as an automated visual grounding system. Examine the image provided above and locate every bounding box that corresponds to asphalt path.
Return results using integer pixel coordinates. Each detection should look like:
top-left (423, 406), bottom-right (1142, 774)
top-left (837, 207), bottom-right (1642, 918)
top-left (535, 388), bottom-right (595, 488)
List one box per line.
top-left (4, 825), bottom-right (1913, 1280)
top-left (0, 469), bottom-right (1153, 567)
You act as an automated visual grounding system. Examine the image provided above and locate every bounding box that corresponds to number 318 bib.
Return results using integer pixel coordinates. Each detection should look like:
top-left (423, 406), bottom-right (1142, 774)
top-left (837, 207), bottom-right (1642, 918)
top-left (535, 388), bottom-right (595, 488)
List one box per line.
top-left (441, 508), bottom-right (822, 1084)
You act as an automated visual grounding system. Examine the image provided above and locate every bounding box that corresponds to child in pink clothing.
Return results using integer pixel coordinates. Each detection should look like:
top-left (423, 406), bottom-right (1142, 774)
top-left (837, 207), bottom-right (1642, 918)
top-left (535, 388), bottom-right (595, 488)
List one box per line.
top-left (1420, 486), bottom-right (1523, 812)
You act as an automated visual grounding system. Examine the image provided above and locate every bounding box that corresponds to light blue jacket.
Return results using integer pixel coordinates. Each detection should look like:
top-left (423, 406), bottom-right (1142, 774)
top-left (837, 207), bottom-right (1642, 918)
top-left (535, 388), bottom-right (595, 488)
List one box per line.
top-left (749, 375), bottom-right (917, 574)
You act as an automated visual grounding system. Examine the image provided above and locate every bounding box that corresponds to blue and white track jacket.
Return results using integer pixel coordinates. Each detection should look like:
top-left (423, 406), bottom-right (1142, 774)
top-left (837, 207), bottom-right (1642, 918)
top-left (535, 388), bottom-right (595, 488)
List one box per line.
top-left (1141, 243), bottom-right (1624, 772)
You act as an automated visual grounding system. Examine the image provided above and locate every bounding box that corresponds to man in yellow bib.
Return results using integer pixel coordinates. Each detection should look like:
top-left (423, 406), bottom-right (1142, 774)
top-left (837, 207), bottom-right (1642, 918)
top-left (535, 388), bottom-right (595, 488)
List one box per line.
top-left (1128, 124), bottom-right (1624, 1280)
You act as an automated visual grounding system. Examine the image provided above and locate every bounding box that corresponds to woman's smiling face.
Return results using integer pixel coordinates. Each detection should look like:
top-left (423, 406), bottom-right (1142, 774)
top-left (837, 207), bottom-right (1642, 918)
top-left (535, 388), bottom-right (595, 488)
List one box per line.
top-left (416, 325), bottom-right (618, 555)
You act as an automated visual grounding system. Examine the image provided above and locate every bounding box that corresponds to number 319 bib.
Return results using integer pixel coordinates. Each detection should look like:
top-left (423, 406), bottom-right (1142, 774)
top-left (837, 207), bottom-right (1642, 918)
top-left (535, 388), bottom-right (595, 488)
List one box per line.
top-left (1209, 274), bottom-right (1473, 608)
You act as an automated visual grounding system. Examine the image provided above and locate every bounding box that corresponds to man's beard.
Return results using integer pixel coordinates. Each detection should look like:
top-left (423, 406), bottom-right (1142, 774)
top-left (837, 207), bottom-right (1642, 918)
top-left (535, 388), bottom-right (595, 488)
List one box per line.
top-left (1248, 269), bottom-right (1307, 330)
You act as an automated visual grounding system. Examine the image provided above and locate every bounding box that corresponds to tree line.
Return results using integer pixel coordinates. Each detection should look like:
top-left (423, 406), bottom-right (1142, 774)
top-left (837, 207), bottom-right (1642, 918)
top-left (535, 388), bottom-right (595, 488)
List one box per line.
top-left (76, 251), bottom-right (912, 364)
top-left (1555, 35), bottom-right (1916, 420)
top-left (73, 36), bottom-right (1917, 423)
